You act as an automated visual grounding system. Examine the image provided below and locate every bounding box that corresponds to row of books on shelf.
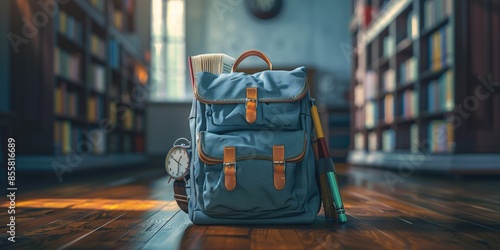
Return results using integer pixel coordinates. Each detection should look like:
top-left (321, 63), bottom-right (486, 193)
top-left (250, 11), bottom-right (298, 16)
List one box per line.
top-left (54, 123), bottom-right (145, 155)
top-left (53, 121), bottom-right (105, 155)
top-left (108, 39), bottom-right (120, 69)
top-left (428, 25), bottom-right (453, 72)
top-left (58, 11), bottom-right (83, 44)
top-left (88, 64), bottom-right (106, 93)
top-left (399, 57), bottom-right (418, 85)
top-left (427, 120), bottom-right (454, 153)
top-left (423, 0), bottom-right (452, 30)
top-left (359, 90), bottom-right (418, 128)
top-left (355, 120), bottom-right (454, 153)
top-left (427, 70), bottom-right (454, 113)
top-left (106, 104), bottom-right (144, 131)
top-left (54, 47), bottom-right (81, 82)
top-left (54, 83), bottom-right (79, 117)
top-left (54, 121), bottom-right (80, 155)
top-left (87, 95), bottom-right (104, 123)
top-left (90, 34), bottom-right (106, 59)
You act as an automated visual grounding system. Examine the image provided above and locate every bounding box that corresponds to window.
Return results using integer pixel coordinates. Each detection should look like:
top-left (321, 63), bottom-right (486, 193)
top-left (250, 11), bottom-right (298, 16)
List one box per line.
top-left (150, 0), bottom-right (186, 101)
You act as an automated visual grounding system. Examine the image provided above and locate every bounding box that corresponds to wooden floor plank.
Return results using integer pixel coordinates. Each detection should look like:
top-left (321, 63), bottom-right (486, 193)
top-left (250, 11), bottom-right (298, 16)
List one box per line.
top-left (343, 188), bottom-right (478, 249)
top-left (250, 227), bottom-right (306, 250)
top-left (348, 187), bottom-right (500, 249)
top-left (140, 211), bottom-right (192, 250)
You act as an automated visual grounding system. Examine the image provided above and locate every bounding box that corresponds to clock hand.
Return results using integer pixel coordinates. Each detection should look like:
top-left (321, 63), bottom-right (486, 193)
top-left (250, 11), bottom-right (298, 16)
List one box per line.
top-left (176, 160), bottom-right (180, 175)
top-left (170, 155), bottom-right (180, 164)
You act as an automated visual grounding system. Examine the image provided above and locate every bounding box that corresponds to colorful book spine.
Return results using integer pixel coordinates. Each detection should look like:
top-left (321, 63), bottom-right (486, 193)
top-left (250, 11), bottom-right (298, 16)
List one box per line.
top-left (355, 109), bottom-right (364, 130)
top-left (354, 84), bottom-right (365, 107)
top-left (108, 39), bottom-right (120, 69)
top-left (364, 71), bottom-right (378, 100)
top-left (382, 129), bottom-right (395, 152)
top-left (365, 101), bottom-right (377, 129)
top-left (123, 107), bottom-right (134, 130)
top-left (402, 89), bottom-right (419, 119)
top-left (407, 10), bottom-right (419, 40)
top-left (114, 10), bottom-right (123, 30)
top-left (368, 131), bottom-right (377, 151)
top-left (383, 36), bottom-right (395, 58)
top-left (354, 132), bottom-right (365, 150)
top-left (428, 25), bottom-right (453, 71)
top-left (399, 57), bottom-right (418, 85)
top-left (88, 64), bottom-right (106, 93)
top-left (384, 94), bottom-right (394, 124)
top-left (384, 69), bottom-right (396, 92)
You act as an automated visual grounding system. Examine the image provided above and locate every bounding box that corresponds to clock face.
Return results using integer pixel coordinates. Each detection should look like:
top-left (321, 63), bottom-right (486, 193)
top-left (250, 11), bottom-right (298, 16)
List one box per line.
top-left (165, 147), bottom-right (190, 179)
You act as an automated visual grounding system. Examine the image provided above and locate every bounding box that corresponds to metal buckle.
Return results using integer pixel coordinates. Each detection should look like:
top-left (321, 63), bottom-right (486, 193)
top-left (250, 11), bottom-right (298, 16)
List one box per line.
top-left (245, 97), bottom-right (258, 108)
top-left (273, 160), bottom-right (285, 171)
top-left (223, 162), bottom-right (236, 172)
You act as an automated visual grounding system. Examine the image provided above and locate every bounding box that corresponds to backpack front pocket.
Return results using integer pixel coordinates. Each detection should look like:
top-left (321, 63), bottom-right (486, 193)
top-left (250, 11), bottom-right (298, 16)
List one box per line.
top-left (197, 130), bottom-right (309, 219)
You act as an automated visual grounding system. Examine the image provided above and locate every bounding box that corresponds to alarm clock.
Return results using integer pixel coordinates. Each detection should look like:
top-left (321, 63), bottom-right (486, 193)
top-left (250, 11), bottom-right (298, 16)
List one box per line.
top-left (165, 138), bottom-right (191, 180)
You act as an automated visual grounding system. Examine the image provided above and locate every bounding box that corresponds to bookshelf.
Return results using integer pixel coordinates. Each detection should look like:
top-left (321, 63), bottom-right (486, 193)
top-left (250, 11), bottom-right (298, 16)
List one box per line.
top-left (9, 0), bottom-right (149, 170)
top-left (349, 0), bottom-right (500, 172)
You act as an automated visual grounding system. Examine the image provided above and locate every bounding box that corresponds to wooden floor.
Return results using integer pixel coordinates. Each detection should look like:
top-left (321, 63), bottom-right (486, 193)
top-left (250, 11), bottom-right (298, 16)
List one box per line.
top-left (2, 164), bottom-right (500, 249)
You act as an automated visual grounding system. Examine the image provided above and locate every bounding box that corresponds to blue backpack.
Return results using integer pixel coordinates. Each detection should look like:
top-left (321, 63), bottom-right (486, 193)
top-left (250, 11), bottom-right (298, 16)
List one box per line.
top-left (188, 51), bottom-right (320, 224)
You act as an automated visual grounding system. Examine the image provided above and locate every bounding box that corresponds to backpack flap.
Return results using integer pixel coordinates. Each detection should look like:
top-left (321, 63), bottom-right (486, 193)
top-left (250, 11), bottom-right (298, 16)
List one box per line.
top-left (194, 67), bottom-right (308, 132)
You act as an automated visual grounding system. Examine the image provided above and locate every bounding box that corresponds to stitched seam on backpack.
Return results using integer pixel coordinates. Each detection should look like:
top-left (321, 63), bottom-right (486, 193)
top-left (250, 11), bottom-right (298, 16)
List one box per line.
top-left (195, 78), bottom-right (308, 103)
top-left (199, 131), bottom-right (306, 162)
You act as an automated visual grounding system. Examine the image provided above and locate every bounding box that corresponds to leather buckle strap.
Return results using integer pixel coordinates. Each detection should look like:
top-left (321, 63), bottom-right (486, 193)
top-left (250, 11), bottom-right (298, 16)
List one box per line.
top-left (273, 145), bottom-right (286, 190)
top-left (223, 147), bottom-right (237, 191)
top-left (246, 87), bottom-right (258, 124)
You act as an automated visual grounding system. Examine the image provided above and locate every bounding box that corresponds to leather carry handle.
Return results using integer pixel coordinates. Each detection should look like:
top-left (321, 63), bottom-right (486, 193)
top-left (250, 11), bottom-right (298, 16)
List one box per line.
top-left (231, 50), bottom-right (273, 72)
